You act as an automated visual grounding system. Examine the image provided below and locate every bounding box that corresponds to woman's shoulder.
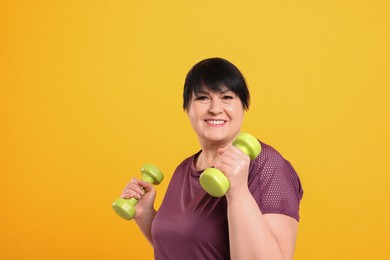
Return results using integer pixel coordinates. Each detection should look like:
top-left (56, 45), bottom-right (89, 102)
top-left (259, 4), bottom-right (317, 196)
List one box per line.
top-left (255, 140), bottom-right (287, 166)
top-left (250, 140), bottom-right (304, 221)
top-left (251, 140), bottom-right (300, 182)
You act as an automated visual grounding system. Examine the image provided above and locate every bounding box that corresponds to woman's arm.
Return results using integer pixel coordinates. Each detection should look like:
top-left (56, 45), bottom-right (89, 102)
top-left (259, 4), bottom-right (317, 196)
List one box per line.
top-left (226, 189), bottom-right (298, 260)
top-left (215, 146), bottom-right (299, 260)
top-left (121, 179), bottom-right (157, 245)
top-left (134, 208), bottom-right (156, 245)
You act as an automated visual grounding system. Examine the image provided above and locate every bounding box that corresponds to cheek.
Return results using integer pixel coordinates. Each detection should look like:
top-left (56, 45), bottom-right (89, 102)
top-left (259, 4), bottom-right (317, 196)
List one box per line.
top-left (188, 102), bottom-right (207, 116)
top-left (187, 106), bottom-right (196, 118)
top-left (187, 106), bottom-right (202, 124)
top-left (225, 103), bottom-right (244, 118)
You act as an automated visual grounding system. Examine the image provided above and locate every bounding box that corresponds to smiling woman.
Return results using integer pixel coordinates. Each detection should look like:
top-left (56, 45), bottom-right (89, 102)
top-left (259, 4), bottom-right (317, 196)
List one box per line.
top-left (187, 89), bottom-right (244, 149)
top-left (119, 57), bottom-right (304, 260)
top-left (184, 58), bottom-right (249, 156)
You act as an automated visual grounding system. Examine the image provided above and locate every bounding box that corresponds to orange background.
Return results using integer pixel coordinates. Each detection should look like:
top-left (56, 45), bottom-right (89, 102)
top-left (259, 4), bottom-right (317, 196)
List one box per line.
top-left (1, 0), bottom-right (389, 259)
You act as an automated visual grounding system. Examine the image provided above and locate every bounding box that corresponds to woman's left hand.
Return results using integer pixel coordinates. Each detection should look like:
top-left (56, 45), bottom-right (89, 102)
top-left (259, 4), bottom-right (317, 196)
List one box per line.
top-left (214, 145), bottom-right (251, 198)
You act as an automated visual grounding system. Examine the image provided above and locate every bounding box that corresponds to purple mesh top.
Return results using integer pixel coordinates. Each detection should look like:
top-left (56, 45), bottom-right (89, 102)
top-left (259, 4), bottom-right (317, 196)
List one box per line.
top-left (151, 141), bottom-right (303, 260)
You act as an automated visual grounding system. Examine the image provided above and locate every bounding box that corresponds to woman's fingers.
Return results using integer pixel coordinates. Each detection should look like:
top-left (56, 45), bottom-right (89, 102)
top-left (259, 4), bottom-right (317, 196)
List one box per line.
top-left (215, 146), bottom-right (251, 196)
top-left (121, 179), bottom-right (145, 199)
top-left (217, 147), bottom-right (246, 169)
top-left (138, 179), bottom-right (154, 192)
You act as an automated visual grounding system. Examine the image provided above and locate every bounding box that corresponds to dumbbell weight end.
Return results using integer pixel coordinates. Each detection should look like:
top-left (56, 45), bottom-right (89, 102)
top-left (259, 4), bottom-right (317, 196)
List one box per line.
top-left (112, 197), bottom-right (138, 220)
top-left (199, 168), bottom-right (230, 197)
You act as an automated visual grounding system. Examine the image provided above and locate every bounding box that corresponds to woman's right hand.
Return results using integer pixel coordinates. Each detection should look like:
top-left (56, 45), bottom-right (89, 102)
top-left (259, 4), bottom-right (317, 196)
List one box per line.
top-left (121, 178), bottom-right (157, 220)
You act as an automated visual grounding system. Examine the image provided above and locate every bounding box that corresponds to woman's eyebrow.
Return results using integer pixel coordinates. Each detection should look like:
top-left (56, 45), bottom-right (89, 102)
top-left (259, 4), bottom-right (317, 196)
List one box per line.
top-left (195, 90), bottom-right (209, 95)
top-left (195, 90), bottom-right (233, 95)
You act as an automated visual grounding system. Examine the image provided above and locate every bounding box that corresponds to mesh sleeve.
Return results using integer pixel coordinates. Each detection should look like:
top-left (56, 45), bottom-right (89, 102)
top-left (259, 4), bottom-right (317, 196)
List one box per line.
top-left (254, 144), bottom-right (303, 221)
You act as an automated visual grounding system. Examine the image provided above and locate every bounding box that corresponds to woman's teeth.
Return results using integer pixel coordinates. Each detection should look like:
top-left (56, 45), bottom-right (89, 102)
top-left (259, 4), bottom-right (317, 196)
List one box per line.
top-left (206, 120), bottom-right (225, 125)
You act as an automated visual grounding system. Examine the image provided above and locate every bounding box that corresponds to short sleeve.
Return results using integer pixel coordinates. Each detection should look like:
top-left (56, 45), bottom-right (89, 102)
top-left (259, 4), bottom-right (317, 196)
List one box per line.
top-left (249, 142), bottom-right (303, 221)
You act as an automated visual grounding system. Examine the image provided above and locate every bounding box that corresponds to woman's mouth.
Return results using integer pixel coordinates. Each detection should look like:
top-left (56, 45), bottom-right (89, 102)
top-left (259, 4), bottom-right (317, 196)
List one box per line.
top-left (205, 120), bottom-right (226, 127)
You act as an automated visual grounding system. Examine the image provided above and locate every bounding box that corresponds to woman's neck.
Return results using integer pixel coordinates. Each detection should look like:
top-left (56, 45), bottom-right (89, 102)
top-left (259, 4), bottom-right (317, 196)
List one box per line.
top-left (195, 149), bottom-right (219, 170)
top-left (195, 139), bottom-right (232, 170)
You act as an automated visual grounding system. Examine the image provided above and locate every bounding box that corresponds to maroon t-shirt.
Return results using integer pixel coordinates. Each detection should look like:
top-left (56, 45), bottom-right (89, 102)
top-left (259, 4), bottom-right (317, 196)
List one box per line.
top-left (151, 141), bottom-right (303, 260)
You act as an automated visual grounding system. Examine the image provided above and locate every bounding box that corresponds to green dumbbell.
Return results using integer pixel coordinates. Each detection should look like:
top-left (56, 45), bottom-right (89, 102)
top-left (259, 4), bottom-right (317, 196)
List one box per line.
top-left (112, 163), bottom-right (164, 220)
top-left (199, 132), bottom-right (261, 197)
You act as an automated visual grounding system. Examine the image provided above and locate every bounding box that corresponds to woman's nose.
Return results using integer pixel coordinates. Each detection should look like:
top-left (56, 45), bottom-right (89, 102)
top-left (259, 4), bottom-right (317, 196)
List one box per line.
top-left (208, 100), bottom-right (223, 114)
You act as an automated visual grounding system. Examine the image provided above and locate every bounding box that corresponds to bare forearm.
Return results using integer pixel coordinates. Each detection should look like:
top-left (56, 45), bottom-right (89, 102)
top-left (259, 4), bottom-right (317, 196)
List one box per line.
top-left (134, 209), bottom-right (157, 245)
top-left (227, 190), bottom-right (284, 260)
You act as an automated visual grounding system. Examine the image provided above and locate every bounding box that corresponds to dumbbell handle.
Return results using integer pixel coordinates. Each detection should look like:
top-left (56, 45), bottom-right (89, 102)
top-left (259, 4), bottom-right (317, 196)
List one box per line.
top-left (124, 173), bottom-right (153, 205)
top-left (118, 174), bottom-right (151, 209)
top-left (141, 174), bottom-right (157, 184)
top-left (112, 163), bottom-right (163, 221)
top-left (200, 133), bottom-right (261, 197)
top-left (112, 176), bottom-right (151, 221)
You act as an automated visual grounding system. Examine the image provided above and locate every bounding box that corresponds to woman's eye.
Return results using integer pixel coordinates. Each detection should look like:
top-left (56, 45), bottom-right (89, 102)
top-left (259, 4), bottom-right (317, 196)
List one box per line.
top-left (222, 95), bottom-right (233, 100)
top-left (196, 96), bottom-right (209, 101)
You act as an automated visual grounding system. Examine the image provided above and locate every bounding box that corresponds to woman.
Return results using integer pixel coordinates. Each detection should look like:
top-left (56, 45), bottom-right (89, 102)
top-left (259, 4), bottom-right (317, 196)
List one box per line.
top-left (121, 57), bottom-right (303, 259)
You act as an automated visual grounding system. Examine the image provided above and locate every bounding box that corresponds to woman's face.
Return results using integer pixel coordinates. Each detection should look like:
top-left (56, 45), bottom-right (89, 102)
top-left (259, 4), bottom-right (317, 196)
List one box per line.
top-left (187, 88), bottom-right (244, 146)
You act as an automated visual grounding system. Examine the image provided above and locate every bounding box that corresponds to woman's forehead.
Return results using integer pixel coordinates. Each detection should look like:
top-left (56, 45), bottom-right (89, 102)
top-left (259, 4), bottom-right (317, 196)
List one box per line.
top-left (194, 85), bottom-right (232, 94)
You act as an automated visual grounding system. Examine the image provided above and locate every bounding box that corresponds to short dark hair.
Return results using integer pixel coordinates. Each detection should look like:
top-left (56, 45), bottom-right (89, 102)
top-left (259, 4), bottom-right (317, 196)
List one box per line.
top-left (183, 57), bottom-right (250, 111)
